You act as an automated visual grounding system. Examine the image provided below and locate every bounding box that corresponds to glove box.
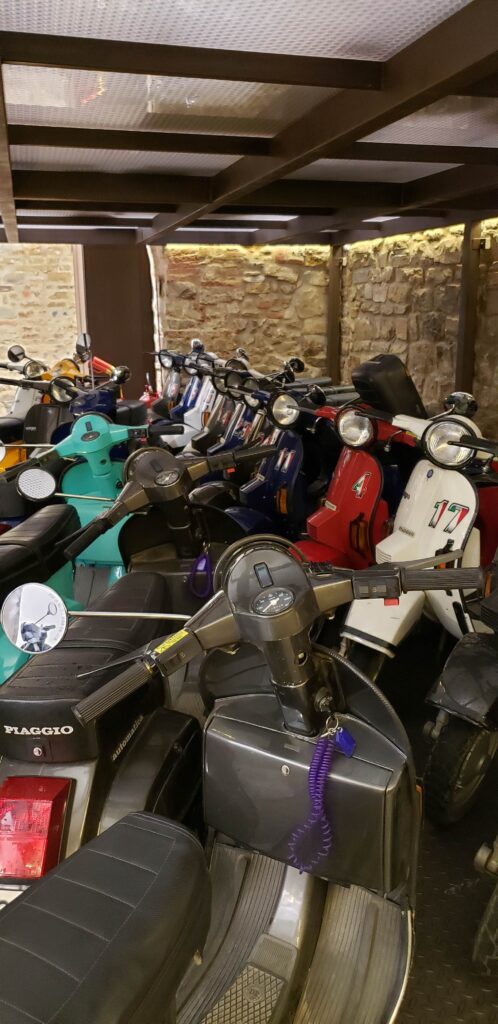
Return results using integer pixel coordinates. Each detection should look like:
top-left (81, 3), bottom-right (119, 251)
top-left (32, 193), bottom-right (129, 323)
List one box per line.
top-left (204, 692), bottom-right (416, 895)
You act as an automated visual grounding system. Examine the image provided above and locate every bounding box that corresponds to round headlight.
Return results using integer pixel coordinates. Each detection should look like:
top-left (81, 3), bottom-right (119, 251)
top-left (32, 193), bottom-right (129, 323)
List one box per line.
top-left (336, 409), bottom-right (374, 448)
top-left (422, 418), bottom-right (476, 467)
top-left (269, 393), bottom-right (300, 427)
top-left (184, 357), bottom-right (198, 376)
top-left (242, 377), bottom-right (261, 409)
top-left (159, 351), bottom-right (174, 370)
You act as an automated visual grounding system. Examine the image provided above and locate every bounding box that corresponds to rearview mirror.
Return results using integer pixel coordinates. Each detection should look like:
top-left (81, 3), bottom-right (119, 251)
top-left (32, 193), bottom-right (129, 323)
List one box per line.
top-left (8, 345), bottom-right (25, 363)
top-left (49, 376), bottom-right (76, 404)
top-left (17, 467), bottom-right (57, 502)
top-left (1, 583), bottom-right (68, 653)
top-left (308, 385), bottom-right (327, 407)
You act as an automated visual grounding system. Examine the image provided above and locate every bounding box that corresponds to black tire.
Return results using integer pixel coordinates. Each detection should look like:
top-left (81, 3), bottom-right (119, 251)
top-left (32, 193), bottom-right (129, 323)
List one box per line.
top-left (473, 883), bottom-right (498, 975)
top-left (424, 718), bottom-right (497, 826)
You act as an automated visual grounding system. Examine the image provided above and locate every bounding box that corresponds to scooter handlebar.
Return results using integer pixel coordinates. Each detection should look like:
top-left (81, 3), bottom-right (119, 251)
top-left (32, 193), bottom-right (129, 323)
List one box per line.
top-left (233, 443), bottom-right (279, 465)
top-left (400, 566), bottom-right (484, 593)
top-left (74, 660), bottom-right (152, 726)
top-left (64, 515), bottom-right (111, 560)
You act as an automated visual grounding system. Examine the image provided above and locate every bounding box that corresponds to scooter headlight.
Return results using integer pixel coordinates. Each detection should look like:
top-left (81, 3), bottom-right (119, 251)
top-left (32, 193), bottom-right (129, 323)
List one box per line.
top-left (268, 393), bottom-right (300, 427)
top-left (159, 352), bottom-right (174, 370)
top-left (422, 418), bottom-right (477, 467)
top-left (336, 408), bottom-right (375, 448)
top-left (184, 357), bottom-right (198, 376)
top-left (242, 377), bottom-right (261, 409)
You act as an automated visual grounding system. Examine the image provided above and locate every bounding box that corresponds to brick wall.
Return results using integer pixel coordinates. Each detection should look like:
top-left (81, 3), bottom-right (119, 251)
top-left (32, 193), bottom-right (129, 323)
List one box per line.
top-left (0, 244), bottom-right (77, 413)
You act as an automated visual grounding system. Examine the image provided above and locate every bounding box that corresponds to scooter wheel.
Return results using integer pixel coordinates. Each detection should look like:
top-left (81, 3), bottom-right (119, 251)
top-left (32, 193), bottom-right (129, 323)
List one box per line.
top-left (473, 882), bottom-right (498, 975)
top-left (424, 718), bottom-right (496, 826)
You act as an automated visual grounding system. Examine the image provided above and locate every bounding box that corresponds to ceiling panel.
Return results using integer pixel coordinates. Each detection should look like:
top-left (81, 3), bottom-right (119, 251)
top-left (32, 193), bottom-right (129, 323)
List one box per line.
top-left (10, 145), bottom-right (238, 175)
top-left (3, 64), bottom-right (331, 135)
top-left (364, 96), bottom-right (498, 147)
top-left (286, 159), bottom-right (458, 182)
top-left (0, 0), bottom-right (470, 59)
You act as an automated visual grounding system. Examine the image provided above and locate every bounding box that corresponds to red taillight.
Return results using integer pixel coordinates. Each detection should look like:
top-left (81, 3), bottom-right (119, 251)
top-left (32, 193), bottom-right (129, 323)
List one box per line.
top-left (0, 522), bottom-right (12, 535)
top-left (0, 777), bottom-right (71, 880)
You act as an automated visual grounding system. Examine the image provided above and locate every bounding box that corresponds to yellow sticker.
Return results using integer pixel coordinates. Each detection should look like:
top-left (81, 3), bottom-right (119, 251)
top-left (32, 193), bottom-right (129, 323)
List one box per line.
top-left (154, 629), bottom-right (189, 656)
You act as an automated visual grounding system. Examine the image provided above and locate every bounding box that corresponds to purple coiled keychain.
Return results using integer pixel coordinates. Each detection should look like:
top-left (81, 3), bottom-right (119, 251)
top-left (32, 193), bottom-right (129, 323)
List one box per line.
top-left (288, 715), bottom-right (355, 874)
top-left (188, 551), bottom-right (213, 598)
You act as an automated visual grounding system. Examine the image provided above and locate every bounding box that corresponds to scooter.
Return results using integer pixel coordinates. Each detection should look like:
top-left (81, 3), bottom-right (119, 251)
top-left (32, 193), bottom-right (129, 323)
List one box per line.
top-left (474, 833), bottom-right (498, 975)
top-left (339, 407), bottom-right (496, 682)
top-left (422, 440), bottom-right (498, 825)
top-left (0, 549), bottom-right (485, 1024)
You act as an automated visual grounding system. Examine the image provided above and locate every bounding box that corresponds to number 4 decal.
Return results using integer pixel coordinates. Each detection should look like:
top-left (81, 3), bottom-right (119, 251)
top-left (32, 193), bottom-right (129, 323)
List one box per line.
top-left (429, 499), bottom-right (470, 534)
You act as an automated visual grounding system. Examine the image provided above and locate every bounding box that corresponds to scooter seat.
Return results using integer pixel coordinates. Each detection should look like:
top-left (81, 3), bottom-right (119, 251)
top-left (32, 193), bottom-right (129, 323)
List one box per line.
top-left (0, 572), bottom-right (172, 762)
top-left (0, 503), bottom-right (80, 604)
top-left (115, 398), bottom-right (148, 426)
top-left (0, 812), bottom-right (210, 1024)
top-left (0, 415), bottom-right (24, 443)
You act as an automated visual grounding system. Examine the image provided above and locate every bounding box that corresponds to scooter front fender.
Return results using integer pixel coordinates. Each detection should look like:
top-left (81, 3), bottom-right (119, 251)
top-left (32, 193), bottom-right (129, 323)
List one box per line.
top-left (427, 632), bottom-right (498, 727)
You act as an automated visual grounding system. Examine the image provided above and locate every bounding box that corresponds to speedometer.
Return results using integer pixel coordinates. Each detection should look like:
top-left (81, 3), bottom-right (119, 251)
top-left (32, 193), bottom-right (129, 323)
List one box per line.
top-left (252, 587), bottom-right (295, 616)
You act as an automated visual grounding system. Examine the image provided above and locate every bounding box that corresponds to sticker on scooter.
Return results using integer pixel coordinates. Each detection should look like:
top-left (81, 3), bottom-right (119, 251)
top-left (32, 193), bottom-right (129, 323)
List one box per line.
top-left (352, 472), bottom-right (371, 499)
top-left (154, 629), bottom-right (189, 656)
top-left (429, 500), bottom-right (470, 534)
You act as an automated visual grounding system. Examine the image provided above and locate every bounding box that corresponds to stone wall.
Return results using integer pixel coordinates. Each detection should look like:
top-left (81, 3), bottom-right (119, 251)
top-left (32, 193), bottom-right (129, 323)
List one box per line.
top-left (0, 244), bottom-right (77, 413)
top-left (341, 226), bottom-right (464, 414)
top-left (151, 244), bottom-right (329, 375)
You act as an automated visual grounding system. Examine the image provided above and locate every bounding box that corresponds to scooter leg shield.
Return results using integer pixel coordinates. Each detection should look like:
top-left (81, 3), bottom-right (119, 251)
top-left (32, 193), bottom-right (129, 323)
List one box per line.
top-left (341, 590), bottom-right (425, 657)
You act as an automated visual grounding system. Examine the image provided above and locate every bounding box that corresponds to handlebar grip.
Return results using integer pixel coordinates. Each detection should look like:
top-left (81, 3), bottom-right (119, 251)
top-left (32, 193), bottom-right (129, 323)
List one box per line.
top-left (74, 660), bottom-right (152, 726)
top-left (233, 444), bottom-right (279, 465)
top-left (64, 516), bottom-right (110, 559)
top-left (401, 567), bottom-right (484, 592)
top-left (148, 420), bottom-right (185, 437)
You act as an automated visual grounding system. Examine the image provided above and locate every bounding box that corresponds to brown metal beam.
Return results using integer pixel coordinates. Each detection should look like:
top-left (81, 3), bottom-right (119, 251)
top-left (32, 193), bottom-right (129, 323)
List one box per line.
top-left (326, 246), bottom-right (343, 383)
top-left (8, 124), bottom-right (271, 157)
top-left (458, 72), bottom-right (498, 97)
top-left (12, 170), bottom-right (211, 205)
top-left (402, 164), bottom-right (498, 209)
top-left (339, 141), bottom-right (498, 166)
top-left (455, 221), bottom-right (482, 391)
top-left (0, 227), bottom-right (137, 244)
top-left (0, 31), bottom-right (383, 90)
top-left (141, 1), bottom-right (498, 243)
top-left (0, 65), bottom-right (18, 241)
top-left (11, 171), bottom-right (403, 211)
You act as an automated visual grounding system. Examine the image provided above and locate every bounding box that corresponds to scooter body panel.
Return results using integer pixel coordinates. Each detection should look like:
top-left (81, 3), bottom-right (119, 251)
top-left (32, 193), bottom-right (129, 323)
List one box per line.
top-left (304, 448), bottom-right (388, 569)
top-left (342, 460), bottom-right (478, 652)
top-left (61, 461), bottom-right (126, 565)
top-left (427, 631), bottom-right (498, 726)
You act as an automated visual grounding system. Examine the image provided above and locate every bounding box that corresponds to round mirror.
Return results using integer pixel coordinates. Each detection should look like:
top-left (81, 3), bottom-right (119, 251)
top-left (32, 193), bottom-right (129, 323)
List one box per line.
top-left (443, 391), bottom-right (478, 418)
top-left (23, 359), bottom-right (46, 380)
top-left (8, 345), bottom-right (25, 363)
top-left (112, 365), bottom-right (131, 385)
top-left (1, 583), bottom-right (68, 653)
top-left (190, 338), bottom-right (203, 352)
top-left (17, 467), bottom-right (57, 502)
top-left (288, 357), bottom-right (305, 373)
top-left (49, 376), bottom-right (76, 404)
top-left (268, 392), bottom-right (300, 427)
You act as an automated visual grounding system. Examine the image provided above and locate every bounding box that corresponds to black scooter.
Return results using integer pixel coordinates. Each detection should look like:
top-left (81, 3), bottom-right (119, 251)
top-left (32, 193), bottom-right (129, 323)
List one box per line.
top-left (0, 548), bottom-right (484, 1024)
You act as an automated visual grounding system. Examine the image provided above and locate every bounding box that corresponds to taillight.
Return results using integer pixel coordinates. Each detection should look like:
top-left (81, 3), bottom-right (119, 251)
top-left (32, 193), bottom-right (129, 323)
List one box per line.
top-left (0, 777), bottom-right (71, 880)
top-left (0, 522), bottom-right (12, 536)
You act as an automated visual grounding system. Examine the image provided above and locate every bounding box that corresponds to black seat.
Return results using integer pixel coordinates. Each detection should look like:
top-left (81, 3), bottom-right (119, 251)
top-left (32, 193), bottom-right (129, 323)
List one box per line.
top-left (0, 503), bottom-right (79, 604)
top-left (0, 812), bottom-right (210, 1024)
top-left (0, 415), bottom-right (24, 443)
top-left (200, 642), bottom-right (271, 711)
top-left (0, 572), bottom-right (172, 762)
top-left (116, 398), bottom-right (148, 426)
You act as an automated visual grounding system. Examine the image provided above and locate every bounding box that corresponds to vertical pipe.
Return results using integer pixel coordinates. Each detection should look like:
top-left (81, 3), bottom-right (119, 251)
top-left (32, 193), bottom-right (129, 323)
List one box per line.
top-left (455, 220), bottom-right (481, 392)
top-left (326, 244), bottom-right (343, 383)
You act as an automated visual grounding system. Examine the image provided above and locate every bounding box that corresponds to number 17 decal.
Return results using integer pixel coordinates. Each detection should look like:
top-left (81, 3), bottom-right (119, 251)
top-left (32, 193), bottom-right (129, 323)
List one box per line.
top-left (429, 499), bottom-right (470, 534)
